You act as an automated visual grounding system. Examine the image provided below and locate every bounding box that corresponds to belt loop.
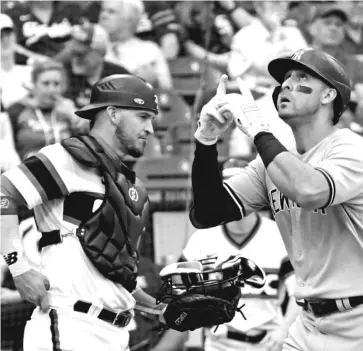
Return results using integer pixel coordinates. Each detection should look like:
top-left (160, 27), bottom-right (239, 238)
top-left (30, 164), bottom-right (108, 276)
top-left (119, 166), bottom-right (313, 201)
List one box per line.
top-left (336, 298), bottom-right (352, 311)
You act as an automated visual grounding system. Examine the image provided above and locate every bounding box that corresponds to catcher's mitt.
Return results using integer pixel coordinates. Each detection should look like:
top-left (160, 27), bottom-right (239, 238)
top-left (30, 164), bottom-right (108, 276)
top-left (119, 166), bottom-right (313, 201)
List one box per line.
top-left (157, 255), bottom-right (266, 332)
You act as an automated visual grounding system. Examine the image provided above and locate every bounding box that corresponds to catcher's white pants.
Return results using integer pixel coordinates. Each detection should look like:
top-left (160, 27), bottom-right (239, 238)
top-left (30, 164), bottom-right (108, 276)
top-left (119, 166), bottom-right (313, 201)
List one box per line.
top-left (283, 304), bottom-right (363, 351)
top-left (23, 306), bottom-right (130, 351)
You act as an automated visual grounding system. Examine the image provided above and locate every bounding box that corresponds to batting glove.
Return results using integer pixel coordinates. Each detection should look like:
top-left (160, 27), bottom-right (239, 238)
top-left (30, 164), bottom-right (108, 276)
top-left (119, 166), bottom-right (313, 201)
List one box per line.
top-left (218, 77), bottom-right (271, 141)
top-left (195, 75), bottom-right (234, 145)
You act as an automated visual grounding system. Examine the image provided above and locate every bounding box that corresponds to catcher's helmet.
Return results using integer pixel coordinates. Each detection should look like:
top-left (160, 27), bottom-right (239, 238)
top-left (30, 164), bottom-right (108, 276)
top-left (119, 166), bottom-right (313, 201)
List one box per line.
top-left (268, 48), bottom-right (351, 124)
top-left (156, 255), bottom-right (266, 303)
top-left (75, 74), bottom-right (158, 119)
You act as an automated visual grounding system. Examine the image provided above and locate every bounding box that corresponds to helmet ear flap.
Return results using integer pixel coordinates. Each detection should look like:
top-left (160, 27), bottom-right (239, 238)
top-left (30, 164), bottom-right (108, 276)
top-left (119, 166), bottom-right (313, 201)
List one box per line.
top-left (272, 85), bottom-right (282, 111)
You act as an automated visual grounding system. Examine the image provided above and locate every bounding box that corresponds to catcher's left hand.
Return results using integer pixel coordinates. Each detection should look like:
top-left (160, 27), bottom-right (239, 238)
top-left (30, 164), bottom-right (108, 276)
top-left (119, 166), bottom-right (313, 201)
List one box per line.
top-left (162, 289), bottom-right (240, 332)
top-left (218, 77), bottom-right (271, 141)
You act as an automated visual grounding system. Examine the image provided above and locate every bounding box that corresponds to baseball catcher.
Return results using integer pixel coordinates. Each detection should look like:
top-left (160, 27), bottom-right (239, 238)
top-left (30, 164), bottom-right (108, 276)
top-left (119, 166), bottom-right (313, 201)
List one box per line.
top-left (155, 254), bottom-right (266, 332)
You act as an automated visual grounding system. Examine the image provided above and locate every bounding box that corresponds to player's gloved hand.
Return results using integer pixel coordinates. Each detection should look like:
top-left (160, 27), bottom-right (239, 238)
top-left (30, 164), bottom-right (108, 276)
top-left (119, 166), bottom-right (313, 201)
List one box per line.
top-left (218, 77), bottom-right (270, 141)
top-left (194, 74), bottom-right (234, 145)
top-left (13, 269), bottom-right (50, 311)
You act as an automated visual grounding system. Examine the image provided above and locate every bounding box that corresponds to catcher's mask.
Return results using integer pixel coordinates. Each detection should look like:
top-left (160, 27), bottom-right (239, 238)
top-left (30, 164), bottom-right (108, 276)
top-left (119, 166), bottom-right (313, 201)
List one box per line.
top-left (157, 255), bottom-right (266, 303)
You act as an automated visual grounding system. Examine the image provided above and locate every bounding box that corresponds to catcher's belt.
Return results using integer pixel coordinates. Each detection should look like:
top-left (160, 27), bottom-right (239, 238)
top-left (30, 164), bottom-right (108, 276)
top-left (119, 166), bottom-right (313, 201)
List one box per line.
top-left (73, 300), bottom-right (132, 328)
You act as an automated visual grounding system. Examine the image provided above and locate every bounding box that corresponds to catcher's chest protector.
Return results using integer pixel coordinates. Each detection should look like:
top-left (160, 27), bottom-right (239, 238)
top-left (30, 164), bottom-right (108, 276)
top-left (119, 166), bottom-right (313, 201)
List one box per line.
top-left (62, 135), bottom-right (149, 292)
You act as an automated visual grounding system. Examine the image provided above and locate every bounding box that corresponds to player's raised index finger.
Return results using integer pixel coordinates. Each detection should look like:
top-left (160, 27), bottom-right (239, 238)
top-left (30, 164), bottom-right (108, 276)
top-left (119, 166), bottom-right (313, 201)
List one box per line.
top-left (216, 74), bottom-right (228, 96)
top-left (236, 77), bottom-right (254, 100)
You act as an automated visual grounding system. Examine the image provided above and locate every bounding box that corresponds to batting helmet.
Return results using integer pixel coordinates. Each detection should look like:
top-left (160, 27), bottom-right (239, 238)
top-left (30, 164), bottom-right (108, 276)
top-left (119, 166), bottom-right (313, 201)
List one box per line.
top-left (75, 74), bottom-right (158, 119)
top-left (268, 48), bottom-right (351, 124)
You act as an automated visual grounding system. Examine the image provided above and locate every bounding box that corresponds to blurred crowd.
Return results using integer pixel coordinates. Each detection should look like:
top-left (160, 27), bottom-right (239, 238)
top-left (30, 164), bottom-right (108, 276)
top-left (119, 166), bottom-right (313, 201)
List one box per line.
top-left (2, 1), bottom-right (363, 350)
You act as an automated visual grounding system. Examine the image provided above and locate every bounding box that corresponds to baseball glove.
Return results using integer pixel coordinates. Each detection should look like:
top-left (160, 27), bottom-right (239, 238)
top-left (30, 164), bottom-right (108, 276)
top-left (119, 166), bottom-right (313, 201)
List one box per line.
top-left (157, 255), bottom-right (266, 332)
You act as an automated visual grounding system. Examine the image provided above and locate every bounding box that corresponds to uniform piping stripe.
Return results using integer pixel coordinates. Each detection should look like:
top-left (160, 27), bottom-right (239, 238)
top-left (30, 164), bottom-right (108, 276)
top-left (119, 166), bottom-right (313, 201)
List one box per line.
top-left (49, 309), bottom-right (62, 351)
top-left (1, 175), bottom-right (27, 207)
top-left (3, 167), bottom-right (42, 207)
top-left (37, 153), bottom-right (68, 196)
top-left (23, 156), bottom-right (64, 201)
top-left (18, 163), bottom-right (48, 203)
top-left (315, 167), bottom-right (336, 207)
top-left (223, 182), bottom-right (246, 217)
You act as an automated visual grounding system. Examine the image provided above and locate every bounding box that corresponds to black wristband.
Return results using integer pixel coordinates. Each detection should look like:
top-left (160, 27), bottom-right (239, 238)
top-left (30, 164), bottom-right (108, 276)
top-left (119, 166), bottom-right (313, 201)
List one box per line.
top-left (254, 132), bottom-right (287, 168)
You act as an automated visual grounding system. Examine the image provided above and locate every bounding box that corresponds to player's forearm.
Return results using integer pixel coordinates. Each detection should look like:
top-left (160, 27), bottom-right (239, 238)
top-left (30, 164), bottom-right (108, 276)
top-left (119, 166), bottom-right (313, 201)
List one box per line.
top-left (254, 133), bottom-right (331, 209)
top-left (190, 141), bottom-right (241, 228)
top-left (132, 288), bottom-right (166, 321)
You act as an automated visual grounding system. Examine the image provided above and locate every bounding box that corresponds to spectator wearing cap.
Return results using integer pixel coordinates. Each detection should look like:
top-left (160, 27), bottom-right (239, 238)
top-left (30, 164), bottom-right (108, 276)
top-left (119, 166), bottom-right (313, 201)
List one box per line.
top-left (308, 3), bottom-right (363, 130)
top-left (1, 13), bottom-right (32, 109)
top-left (59, 23), bottom-right (130, 111)
top-left (99, 0), bottom-right (173, 90)
top-left (4, 1), bottom-right (83, 65)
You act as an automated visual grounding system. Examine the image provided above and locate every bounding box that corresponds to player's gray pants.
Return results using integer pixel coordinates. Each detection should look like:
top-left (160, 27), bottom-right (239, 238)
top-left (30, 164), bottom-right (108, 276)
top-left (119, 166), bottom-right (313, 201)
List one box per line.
top-left (283, 304), bottom-right (363, 351)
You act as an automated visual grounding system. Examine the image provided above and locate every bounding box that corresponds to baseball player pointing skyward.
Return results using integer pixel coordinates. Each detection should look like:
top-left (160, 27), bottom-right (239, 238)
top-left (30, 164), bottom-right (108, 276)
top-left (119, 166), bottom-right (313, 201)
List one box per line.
top-left (190, 48), bottom-right (363, 351)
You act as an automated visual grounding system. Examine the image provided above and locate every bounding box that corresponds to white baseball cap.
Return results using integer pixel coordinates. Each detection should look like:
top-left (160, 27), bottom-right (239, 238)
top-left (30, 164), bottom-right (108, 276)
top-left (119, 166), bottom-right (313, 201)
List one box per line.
top-left (0, 14), bottom-right (14, 31)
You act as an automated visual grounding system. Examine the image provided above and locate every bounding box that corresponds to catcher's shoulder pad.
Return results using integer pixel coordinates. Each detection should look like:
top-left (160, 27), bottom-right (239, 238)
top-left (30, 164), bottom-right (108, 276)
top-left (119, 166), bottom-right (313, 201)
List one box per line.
top-left (61, 136), bottom-right (100, 168)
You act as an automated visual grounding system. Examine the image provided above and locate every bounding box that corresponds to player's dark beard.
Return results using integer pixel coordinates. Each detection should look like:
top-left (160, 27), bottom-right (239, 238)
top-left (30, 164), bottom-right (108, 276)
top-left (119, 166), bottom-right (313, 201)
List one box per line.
top-left (115, 124), bottom-right (143, 158)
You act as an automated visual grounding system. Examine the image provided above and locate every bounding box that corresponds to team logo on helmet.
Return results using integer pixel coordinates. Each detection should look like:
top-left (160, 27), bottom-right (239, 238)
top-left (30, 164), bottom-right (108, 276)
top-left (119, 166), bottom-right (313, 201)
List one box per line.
top-left (0, 198), bottom-right (10, 209)
top-left (129, 187), bottom-right (139, 202)
top-left (134, 98), bottom-right (145, 105)
top-left (291, 47), bottom-right (314, 61)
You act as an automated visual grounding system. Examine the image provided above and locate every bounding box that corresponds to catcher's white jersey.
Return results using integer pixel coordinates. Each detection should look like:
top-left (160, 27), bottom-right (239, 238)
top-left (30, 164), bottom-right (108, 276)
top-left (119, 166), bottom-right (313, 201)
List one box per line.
top-left (3, 143), bottom-right (135, 311)
top-left (182, 215), bottom-right (294, 339)
top-left (226, 128), bottom-right (363, 300)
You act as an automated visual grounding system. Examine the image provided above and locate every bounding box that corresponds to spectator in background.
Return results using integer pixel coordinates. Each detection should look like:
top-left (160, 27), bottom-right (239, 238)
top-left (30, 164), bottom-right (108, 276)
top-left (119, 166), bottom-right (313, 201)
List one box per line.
top-left (83, 0), bottom-right (180, 60)
top-left (307, 4), bottom-right (363, 130)
top-left (4, 1), bottom-right (83, 65)
top-left (228, 1), bottom-right (307, 92)
top-left (283, 1), bottom-right (316, 44)
top-left (174, 1), bottom-right (233, 70)
top-left (99, 0), bottom-right (173, 90)
top-left (0, 14), bottom-right (31, 109)
top-left (58, 22), bottom-right (130, 110)
top-left (7, 60), bottom-right (82, 161)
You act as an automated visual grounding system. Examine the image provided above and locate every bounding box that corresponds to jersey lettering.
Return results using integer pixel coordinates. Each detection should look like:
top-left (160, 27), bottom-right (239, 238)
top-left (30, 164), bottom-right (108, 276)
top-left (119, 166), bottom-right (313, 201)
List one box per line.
top-left (241, 269), bottom-right (279, 298)
top-left (3, 252), bottom-right (18, 266)
top-left (268, 188), bottom-right (326, 217)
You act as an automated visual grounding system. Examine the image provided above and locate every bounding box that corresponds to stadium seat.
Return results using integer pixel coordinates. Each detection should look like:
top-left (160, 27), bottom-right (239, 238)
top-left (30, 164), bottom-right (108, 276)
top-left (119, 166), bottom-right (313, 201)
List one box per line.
top-left (153, 89), bottom-right (193, 134)
top-left (168, 56), bottom-right (221, 102)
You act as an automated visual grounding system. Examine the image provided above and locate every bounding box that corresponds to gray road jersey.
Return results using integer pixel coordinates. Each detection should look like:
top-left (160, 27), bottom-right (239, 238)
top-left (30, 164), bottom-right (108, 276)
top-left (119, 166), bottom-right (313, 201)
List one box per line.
top-left (225, 129), bottom-right (363, 299)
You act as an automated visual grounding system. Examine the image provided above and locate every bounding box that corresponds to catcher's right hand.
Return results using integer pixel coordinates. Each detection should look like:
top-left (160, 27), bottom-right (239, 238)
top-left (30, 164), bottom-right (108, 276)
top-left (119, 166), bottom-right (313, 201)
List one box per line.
top-left (162, 292), bottom-right (238, 332)
top-left (194, 74), bottom-right (234, 145)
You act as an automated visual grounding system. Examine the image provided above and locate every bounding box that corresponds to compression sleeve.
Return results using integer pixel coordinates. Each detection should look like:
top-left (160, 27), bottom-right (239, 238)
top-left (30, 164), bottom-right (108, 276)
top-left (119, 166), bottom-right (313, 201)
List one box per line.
top-left (0, 182), bottom-right (32, 276)
top-left (189, 141), bottom-right (242, 228)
